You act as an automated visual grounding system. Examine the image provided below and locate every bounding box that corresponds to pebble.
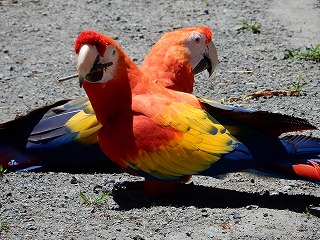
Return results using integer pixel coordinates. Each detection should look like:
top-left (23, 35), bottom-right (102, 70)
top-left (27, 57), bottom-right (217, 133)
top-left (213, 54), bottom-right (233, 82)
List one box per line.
top-left (70, 176), bottom-right (79, 184)
top-left (246, 205), bottom-right (259, 210)
top-left (133, 234), bottom-right (145, 240)
top-left (27, 224), bottom-right (37, 231)
top-left (282, 185), bottom-right (292, 192)
top-left (22, 72), bottom-right (32, 77)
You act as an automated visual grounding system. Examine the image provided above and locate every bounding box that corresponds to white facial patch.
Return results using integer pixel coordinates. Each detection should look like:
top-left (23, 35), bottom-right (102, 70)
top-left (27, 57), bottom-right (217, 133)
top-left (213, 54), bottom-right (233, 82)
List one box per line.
top-left (185, 32), bottom-right (207, 69)
top-left (98, 45), bottom-right (119, 83)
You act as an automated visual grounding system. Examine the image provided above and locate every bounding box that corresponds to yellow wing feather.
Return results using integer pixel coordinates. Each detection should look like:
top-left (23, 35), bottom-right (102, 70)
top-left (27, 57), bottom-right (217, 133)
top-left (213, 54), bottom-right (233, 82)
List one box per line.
top-left (65, 107), bottom-right (101, 144)
top-left (128, 98), bottom-right (237, 179)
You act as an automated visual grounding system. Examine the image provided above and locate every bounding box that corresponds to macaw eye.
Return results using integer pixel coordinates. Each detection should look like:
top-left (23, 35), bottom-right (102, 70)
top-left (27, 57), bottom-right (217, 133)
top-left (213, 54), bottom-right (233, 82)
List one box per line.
top-left (195, 37), bottom-right (201, 43)
top-left (107, 46), bottom-right (118, 58)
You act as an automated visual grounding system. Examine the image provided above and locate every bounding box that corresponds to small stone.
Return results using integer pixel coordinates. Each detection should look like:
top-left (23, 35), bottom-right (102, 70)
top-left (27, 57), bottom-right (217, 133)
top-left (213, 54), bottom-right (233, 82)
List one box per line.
top-left (133, 234), bottom-right (145, 240)
top-left (232, 211), bottom-right (241, 219)
top-left (282, 185), bottom-right (292, 192)
top-left (70, 176), bottom-right (79, 184)
top-left (22, 72), bottom-right (32, 77)
top-left (234, 219), bottom-right (241, 224)
top-left (27, 224), bottom-right (37, 231)
top-left (202, 212), bottom-right (209, 217)
top-left (246, 205), bottom-right (259, 210)
top-left (201, 208), bottom-right (209, 216)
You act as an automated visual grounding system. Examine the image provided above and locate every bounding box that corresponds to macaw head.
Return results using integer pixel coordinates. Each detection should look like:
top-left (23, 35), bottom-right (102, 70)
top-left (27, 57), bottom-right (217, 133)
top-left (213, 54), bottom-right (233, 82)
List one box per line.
top-left (188, 26), bottom-right (219, 76)
top-left (75, 30), bottom-right (131, 87)
top-left (141, 26), bottom-right (219, 77)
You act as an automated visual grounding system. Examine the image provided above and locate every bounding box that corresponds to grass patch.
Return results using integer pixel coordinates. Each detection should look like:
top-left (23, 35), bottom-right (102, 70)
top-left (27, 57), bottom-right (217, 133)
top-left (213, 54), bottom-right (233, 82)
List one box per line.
top-left (79, 191), bottom-right (109, 205)
top-left (203, 0), bottom-right (209, 6)
top-left (226, 74), bottom-right (307, 101)
top-left (235, 20), bottom-right (261, 33)
top-left (288, 74), bottom-right (307, 94)
top-left (282, 44), bottom-right (320, 61)
top-left (0, 218), bottom-right (9, 232)
top-left (305, 206), bottom-right (312, 219)
top-left (0, 165), bottom-right (6, 179)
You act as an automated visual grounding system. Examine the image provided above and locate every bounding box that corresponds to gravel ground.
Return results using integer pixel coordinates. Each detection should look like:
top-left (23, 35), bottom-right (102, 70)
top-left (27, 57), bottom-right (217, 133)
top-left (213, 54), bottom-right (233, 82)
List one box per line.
top-left (1, 0), bottom-right (320, 239)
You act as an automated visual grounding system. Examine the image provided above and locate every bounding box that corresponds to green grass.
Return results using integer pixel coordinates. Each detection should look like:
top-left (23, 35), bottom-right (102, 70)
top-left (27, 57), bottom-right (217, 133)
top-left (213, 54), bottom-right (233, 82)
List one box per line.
top-left (79, 191), bottom-right (109, 205)
top-left (282, 44), bottom-right (320, 61)
top-left (235, 20), bottom-right (261, 33)
top-left (0, 218), bottom-right (9, 232)
top-left (305, 206), bottom-right (312, 219)
top-left (288, 74), bottom-right (307, 94)
top-left (203, 0), bottom-right (209, 6)
top-left (0, 165), bottom-right (6, 179)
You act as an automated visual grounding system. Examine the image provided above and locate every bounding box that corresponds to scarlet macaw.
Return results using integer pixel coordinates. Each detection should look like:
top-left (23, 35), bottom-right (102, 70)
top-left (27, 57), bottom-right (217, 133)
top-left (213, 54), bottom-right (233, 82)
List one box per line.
top-left (76, 30), bottom-right (320, 198)
top-left (0, 26), bottom-right (218, 171)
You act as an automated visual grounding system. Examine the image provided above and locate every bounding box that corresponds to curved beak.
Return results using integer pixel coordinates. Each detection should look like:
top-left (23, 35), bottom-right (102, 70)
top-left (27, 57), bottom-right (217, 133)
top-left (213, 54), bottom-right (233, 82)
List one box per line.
top-left (77, 44), bottom-right (113, 87)
top-left (77, 44), bottom-right (99, 87)
top-left (193, 40), bottom-right (219, 77)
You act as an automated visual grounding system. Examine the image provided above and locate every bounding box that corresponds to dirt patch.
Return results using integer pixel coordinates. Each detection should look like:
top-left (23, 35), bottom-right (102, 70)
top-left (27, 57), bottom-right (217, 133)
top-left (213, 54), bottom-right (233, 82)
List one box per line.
top-left (269, 0), bottom-right (320, 47)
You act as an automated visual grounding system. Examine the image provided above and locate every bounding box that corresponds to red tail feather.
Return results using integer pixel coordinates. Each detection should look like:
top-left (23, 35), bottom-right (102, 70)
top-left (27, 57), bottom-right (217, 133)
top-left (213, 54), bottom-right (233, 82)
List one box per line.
top-left (291, 160), bottom-right (320, 182)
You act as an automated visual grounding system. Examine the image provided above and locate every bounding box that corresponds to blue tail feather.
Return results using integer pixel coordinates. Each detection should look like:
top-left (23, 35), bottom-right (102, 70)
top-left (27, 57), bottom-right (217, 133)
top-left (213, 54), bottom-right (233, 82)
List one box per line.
top-left (282, 135), bottom-right (320, 156)
top-left (201, 134), bottom-right (320, 183)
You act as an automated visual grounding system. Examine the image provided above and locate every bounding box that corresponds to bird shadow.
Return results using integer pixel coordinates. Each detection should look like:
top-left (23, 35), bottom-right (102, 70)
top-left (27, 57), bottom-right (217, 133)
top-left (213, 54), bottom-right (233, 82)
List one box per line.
top-left (111, 181), bottom-right (320, 217)
top-left (31, 160), bottom-right (123, 174)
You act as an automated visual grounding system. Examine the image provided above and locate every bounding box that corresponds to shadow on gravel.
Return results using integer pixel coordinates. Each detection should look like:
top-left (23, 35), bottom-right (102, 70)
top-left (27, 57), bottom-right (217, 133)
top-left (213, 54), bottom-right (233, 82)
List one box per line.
top-left (29, 160), bottom-right (123, 174)
top-left (112, 181), bottom-right (320, 217)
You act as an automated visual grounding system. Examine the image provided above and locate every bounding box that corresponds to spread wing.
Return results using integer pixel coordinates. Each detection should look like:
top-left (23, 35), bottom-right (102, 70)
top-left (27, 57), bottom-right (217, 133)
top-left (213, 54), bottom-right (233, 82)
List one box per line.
top-left (124, 95), bottom-right (237, 180)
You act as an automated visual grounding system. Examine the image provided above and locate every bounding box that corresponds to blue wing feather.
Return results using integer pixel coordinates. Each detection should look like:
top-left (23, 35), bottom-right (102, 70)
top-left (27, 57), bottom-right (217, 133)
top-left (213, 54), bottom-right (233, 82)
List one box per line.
top-left (0, 97), bottom-right (109, 171)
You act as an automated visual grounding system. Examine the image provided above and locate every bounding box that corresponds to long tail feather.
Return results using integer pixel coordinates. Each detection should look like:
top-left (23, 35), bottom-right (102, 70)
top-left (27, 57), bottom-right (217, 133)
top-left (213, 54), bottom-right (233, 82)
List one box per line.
top-left (202, 135), bottom-right (320, 183)
top-left (0, 146), bottom-right (41, 169)
top-left (252, 136), bottom-right (320, 183)
top-left (282, 135), bottom-right (320, 156)
top-left (199, 98), bottom-right (317, 136)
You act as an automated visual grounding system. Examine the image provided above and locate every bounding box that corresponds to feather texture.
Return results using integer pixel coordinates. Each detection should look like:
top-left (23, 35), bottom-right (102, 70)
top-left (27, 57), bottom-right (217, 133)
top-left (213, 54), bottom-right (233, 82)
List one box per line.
top-left (77, 29), bottom-right (320, 194)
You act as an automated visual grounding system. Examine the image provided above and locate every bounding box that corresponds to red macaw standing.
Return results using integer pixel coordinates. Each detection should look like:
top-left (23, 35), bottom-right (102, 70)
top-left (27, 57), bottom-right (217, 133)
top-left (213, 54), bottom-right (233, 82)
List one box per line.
top-left (76, 30), bottom-right (320, 198)
top-left (0, 27), bottom-right (218, 171)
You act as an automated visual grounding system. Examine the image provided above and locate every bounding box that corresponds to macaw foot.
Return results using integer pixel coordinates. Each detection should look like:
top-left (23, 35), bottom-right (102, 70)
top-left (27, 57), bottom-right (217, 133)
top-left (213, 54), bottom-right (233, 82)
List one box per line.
top-left (144, 175), bottom-right (192, 199)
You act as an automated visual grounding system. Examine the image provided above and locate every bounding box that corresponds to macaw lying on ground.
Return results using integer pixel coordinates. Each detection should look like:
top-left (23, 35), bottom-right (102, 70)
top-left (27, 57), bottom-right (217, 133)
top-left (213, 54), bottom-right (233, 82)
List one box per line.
top-left (0, 26), bottom-right (218, 171)
top-left (76, 30), bottom-right (320, 198)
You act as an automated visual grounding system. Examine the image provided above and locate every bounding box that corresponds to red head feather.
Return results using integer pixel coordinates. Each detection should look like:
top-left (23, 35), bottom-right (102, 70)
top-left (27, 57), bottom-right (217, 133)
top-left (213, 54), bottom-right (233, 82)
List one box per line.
top-left (74, 30), bottom-right (117, 57)
top-left (198, 26), bottom-right (212, 44)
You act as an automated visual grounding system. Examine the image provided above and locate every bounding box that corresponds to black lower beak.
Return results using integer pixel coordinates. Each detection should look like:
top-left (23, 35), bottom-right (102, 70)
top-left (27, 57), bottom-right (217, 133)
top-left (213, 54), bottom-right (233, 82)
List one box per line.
top-left (78, 56), bottom-right (113, 87)
top-left (193, 55), bottom-right (213, 76)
